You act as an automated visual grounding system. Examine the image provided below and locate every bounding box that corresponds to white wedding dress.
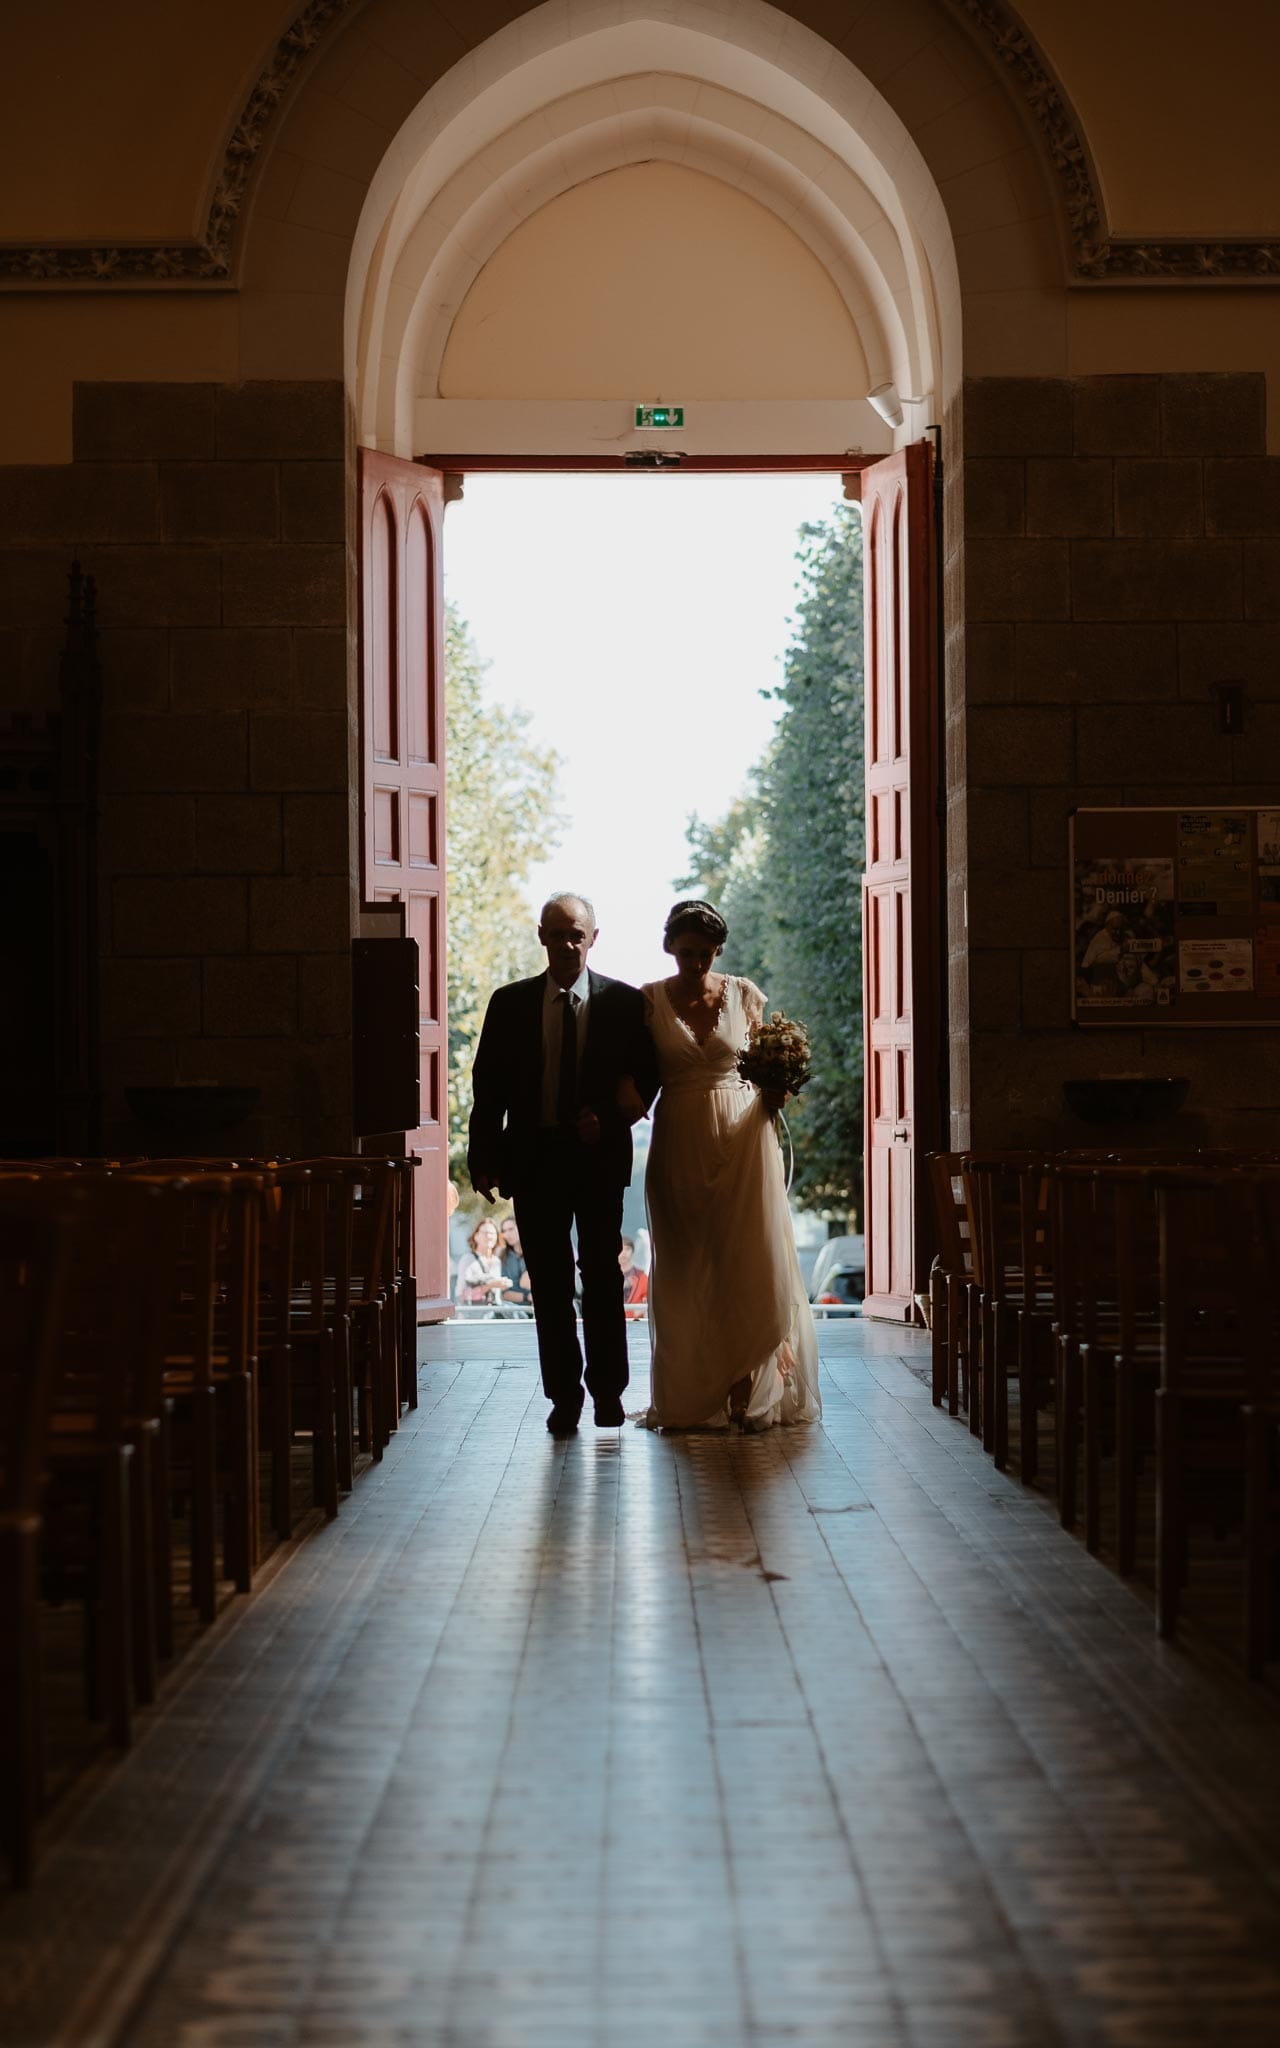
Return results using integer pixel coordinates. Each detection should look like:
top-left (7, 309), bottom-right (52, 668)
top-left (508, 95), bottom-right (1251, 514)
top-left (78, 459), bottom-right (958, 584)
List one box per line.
top-left (637, 976), bottom-right (822, 1431)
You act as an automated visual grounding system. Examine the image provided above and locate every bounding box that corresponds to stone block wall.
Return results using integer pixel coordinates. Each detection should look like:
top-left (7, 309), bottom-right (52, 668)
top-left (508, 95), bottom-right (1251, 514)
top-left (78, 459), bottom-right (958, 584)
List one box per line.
top-left (0, 381), bottom-right (354, 1157)
top-left (960, 370), bottom-right (1280, 1151)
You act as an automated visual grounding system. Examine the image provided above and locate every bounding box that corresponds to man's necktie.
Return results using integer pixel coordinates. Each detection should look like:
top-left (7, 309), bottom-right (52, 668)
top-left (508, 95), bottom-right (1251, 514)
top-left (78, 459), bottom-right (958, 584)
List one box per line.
top-left (556, 990), bottom-right (577, 1126)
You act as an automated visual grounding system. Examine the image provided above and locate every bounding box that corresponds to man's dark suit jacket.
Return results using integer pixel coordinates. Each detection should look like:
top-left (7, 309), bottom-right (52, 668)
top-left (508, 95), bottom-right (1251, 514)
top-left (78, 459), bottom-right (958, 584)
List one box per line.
top-left (467, 970), bottom-right (657, 1192)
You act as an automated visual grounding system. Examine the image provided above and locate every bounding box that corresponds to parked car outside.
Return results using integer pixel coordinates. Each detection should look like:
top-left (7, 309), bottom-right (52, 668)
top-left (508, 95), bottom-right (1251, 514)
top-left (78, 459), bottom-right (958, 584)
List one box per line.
top-left (808, 1233), bottom-right (865, 1311)
top-left (790, 1206), bottom-right (829, 1293)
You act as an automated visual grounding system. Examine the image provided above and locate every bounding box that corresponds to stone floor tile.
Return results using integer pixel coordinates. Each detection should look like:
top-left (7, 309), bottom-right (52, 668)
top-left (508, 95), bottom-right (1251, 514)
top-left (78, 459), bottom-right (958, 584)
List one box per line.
top-left (3, 1323), bottom-right (1280, 2048)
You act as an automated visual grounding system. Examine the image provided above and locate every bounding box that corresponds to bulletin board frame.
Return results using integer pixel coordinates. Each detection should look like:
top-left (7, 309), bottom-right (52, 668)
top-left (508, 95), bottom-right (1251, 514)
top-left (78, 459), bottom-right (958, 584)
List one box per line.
top-left (1070, 806), bottom-right (1280, 1027)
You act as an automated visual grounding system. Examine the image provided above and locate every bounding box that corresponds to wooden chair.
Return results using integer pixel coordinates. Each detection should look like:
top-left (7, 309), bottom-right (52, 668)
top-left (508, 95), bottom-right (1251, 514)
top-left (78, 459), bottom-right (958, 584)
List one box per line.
top-left (361, 1153), bottom-right (416, 1430)
top-left (1243, 1390), bottom-right (1280, 1678)
top-left (349, 1158), bottom-right (399, 1456)
top-left (1155, 1168), bottom-right (1280, 1658)
top-left (1101, 1168), bottom-right (1169, 1574)
top-left (1243, 1172), bottom-right (1280, 1674)
top-left (291, 1159), bottom-right (380, 1478)
top-left (1051, 1162), bottom-right (1151, 1552)
top-left (265, 1165), bottom-right (342, 1528)
top-left (961, 1153), bottom-right (1053, 1476)
top-left (0, 1170), bottom-right (183, 1695)
top-left (135, 1172), bottom-right (261, 1624)
top-left (98, 1174), bottom-right (186, 1695)
top-left (925, 1153), bottom-right (973, 1415)
top-left (0, 1188), bottom-right (76, 1885)
top-left (34, 1177), bottom-right (172, 1748)
top-left (389, 1155), bottom-right (420, 1413)
top-left (1048, 1162), bottom-right (1098, 1531)
top-left (284, 1156), bottom-right (401, 1475)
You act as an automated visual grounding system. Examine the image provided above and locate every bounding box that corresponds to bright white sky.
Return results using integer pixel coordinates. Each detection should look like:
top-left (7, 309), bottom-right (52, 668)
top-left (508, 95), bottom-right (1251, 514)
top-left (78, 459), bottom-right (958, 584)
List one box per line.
top-left (444, 472), bottom-right (845, 987)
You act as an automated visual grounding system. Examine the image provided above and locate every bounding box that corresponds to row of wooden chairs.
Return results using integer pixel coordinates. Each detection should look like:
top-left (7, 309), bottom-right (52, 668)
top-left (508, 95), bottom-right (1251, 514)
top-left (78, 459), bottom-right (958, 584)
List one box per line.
top-left (0, 1151), bottom-right (418, 1885)
top-left (928, 1147), bottom-right (1280, 1680)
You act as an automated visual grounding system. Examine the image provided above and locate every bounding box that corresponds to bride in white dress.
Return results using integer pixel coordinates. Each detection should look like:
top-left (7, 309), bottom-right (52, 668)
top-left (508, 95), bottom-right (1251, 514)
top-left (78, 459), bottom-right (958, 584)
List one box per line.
top-left (627, 900), bottom-right (821, 1432)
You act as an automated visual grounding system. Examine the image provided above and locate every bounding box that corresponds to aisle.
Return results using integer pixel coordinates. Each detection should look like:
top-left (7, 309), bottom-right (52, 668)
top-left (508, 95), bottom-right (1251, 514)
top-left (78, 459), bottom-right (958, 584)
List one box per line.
top-left (4, 1321), bottom-right (1280, 2048)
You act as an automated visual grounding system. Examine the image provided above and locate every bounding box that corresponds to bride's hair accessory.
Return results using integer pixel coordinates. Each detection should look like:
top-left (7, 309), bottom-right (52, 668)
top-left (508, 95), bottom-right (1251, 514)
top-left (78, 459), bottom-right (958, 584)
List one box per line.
top-left (663, 899), bottom-right (728, 951)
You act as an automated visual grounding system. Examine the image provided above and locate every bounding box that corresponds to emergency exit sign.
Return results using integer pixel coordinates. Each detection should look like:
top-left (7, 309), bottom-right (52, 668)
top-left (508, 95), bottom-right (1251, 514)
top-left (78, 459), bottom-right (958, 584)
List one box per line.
top-left (634, 405), bottom-right (684, 428)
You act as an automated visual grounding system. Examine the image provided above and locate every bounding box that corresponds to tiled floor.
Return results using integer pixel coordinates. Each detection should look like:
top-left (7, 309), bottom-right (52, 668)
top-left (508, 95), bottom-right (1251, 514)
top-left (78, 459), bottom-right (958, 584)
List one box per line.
top-left (5, 1320), bottom-right (1280, 2048)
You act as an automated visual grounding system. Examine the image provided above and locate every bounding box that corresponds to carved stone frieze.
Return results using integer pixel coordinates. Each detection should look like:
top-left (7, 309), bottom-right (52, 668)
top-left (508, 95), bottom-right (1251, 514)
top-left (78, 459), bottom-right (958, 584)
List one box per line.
top-left (0, 0), bottom-right (361, 286)
top-left (955, 0), bottom-right (1280, 283)
top-left (1, 0), bottom-right (1277, 290)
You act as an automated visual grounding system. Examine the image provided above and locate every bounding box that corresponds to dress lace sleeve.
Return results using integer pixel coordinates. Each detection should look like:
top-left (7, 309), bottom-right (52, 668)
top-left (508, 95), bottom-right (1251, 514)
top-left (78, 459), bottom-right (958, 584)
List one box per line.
top-left (641, 980), bottom-right (657, 1023)
top-left (739, 978), bottom-right (767, 1031)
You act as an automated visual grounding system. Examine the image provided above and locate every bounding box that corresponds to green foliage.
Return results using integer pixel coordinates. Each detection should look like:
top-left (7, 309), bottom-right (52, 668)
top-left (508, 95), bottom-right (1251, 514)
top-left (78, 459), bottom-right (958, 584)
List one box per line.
top-left (446, 605), bottom-right (563, 1189)
top-left (681, 505), bottom-right (865, 1214)
top-left (676, 793), bottom-right (771, 993)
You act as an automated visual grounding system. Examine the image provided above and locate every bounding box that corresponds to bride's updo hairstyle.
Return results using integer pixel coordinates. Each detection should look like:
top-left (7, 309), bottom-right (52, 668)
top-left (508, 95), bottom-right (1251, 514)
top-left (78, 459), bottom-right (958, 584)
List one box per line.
top-left (663, 899), bottom-right (728, 955)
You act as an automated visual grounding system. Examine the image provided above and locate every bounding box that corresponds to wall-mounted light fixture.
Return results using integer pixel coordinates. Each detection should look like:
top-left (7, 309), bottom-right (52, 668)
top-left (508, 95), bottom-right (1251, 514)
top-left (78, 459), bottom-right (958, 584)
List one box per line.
top-left (867, 382), bottom-right (927, 429)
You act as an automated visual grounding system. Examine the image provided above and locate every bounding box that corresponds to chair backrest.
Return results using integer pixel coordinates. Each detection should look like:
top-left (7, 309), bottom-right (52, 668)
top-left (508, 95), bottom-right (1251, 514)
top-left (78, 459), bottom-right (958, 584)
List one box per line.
top-left (113, 1163), bottom-right (265, 1384)
top-left (1252, 1174), bottom-right (1280, 1400)
top-left (350, 1158), bottom-right (396, 1302)
top-left (389, 1153), bottom-right (417, 1301)
top-left (3, 1175), bottom-right (170, 1443)
top-left (0, 1189), bottom-right (77, 1520)
top-left (1047, 1162), bottom-right (1105, 1343)
top-left (961, 1153), bottom-right (1048, 1305)
top-left (127, 1173), bottom-right (237, 1388)
top-left (1156, 1169), bottom-right (1263, 1398)
top-left (290, 1160), bottom-right (388, 1312)
top-left (925, 1152), bottom-right (973, 1281)
top-left (274, 1162), bottom-right (355, 1324)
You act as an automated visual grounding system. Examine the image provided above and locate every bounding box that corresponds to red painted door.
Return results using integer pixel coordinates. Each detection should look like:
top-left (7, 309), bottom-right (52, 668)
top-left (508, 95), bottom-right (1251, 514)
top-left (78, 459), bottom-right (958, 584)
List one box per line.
top-left (861, 441), bottom-right (940, 1321)
top-left (359, 449), bottom-right (451, 1318)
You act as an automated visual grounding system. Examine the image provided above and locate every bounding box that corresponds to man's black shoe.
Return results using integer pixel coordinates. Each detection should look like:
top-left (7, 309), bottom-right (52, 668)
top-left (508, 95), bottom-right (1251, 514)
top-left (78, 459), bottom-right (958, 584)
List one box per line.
top-left (593, 1396), bottom-right (626, 1428)
top-left (547, 1403), bottom-right (581, 1438)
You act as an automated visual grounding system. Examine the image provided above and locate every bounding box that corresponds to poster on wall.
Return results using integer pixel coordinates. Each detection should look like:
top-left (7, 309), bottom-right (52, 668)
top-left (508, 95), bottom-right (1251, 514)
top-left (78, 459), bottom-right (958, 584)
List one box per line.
top-left (1176, 811), bottom-right (1252, 916)
top-left (1072, 806), bottom-right (1280, 1026)
top-left (1178, 937), bottom-right (1255, 995)
top-left (1073, 856), bottom-right (1177, 1010)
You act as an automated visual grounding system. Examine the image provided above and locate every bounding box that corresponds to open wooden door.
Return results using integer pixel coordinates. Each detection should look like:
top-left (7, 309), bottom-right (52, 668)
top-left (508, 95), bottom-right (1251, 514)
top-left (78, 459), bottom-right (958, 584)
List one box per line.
top-left (861, 440), bottom-right (940, 1321)
top-left (359, 449), bottom-right (451, 1319)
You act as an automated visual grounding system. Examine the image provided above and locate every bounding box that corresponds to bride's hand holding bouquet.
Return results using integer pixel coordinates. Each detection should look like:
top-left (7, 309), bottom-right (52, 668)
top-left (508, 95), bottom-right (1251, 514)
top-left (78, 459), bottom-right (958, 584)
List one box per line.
top-left (736, 1012), bottom-right (812, 1127)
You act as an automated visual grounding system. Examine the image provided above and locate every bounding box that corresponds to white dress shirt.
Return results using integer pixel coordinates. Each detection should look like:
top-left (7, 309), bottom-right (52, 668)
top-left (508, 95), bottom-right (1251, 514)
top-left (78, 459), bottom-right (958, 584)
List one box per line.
top-left (541, 966), bottom-right (591, 1126)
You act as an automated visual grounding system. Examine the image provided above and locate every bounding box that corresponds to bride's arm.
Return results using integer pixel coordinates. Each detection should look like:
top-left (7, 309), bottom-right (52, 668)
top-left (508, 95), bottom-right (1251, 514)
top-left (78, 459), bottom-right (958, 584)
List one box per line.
top-left (740, 979), bottom-right (786, 1112)
top-left (616, 982), bottom-right (657, 1122)
top-left (616, 1075), bottom-right (648, 1124)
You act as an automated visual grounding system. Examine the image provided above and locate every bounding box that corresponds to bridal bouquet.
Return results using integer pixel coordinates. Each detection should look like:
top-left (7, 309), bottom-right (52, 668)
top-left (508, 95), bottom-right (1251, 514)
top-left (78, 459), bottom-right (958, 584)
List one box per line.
top-left (736, 1011), bottom-right (812, 1111)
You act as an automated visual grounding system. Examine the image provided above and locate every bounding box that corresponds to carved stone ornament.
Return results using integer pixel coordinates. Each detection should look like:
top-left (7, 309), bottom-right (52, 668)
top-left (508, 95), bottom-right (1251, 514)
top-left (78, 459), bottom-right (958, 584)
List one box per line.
top-left (0, 0), bottom-right (361, 287)
top-left (2, 0), bottom-right (1278, 289)
top-left (954, 0), bottom-right (1280, 283)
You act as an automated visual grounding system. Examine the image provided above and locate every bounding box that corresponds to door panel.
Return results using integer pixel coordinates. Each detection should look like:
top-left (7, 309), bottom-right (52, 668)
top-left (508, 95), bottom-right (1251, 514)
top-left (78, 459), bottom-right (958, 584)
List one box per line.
top-left (861, 441), bottom-right (939, 1321)
top-left (359, 448), bottom-right (451, 1319)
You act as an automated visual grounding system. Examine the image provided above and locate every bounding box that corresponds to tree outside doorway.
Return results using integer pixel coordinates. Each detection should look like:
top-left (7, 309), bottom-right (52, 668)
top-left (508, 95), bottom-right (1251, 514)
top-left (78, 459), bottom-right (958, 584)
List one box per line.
top-left (678, 505), bottom-right (865, 1227)
top-left (442, 478), bottom-right (865, 1307)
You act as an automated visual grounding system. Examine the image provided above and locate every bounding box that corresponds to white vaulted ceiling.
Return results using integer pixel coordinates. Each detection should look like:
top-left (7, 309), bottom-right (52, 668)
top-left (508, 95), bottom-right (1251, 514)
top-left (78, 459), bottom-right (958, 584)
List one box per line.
top-left (346, 2), bottom-right (959, 457)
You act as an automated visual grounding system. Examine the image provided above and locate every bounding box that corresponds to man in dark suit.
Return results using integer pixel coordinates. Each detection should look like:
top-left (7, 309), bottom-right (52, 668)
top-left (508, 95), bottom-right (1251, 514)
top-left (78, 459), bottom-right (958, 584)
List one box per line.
top-left (467, 893), bottom-right (657, 1436)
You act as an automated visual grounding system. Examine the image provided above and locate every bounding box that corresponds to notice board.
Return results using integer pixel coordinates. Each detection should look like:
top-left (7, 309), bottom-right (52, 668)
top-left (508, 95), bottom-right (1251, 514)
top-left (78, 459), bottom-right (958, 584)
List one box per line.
top-left (1070, 806), bottom-right (1280, 1026)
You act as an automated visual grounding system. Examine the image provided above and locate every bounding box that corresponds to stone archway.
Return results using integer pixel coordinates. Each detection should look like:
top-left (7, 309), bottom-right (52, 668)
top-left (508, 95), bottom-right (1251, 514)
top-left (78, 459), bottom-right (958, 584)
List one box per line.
top-left (337, 2), bottom-right (966, 1316)
top-left (340, 2), bottom-right (962, 459)
top-left (231, 0), bottom-right (1069, 393)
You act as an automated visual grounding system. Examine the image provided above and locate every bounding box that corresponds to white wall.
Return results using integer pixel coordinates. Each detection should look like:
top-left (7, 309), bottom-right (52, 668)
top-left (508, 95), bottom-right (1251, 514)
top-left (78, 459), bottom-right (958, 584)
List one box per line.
top-left (437, 163), bottom-right (871, 403)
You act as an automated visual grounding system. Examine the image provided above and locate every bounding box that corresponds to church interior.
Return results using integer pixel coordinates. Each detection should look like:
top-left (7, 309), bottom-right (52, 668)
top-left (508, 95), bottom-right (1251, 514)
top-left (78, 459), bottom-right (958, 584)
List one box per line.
top-left (3, 2), bottom-right (1280, 2043)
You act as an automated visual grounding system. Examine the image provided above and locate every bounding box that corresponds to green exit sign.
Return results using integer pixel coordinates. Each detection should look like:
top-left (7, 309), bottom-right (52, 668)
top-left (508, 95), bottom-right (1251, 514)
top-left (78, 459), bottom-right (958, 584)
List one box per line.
top-left (634, 405), bottom-right (684, 429)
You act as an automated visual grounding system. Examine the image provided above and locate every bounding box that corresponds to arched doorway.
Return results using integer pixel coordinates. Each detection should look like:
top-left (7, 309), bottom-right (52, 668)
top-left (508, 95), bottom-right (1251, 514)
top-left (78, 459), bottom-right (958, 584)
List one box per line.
top-left (340, 1), bottom-right (961, 1322)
